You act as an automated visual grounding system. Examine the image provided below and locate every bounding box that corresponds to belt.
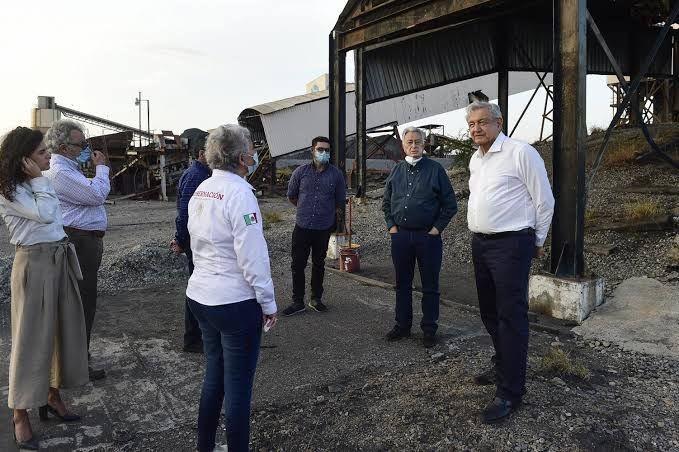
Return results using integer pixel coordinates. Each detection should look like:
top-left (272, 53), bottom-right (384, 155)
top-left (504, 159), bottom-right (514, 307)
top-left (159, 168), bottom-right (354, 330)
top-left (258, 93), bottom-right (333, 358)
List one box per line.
top-left (474, 228), bottom-right (534, 240)
top-left (64, 226), bottom-right (106, 238)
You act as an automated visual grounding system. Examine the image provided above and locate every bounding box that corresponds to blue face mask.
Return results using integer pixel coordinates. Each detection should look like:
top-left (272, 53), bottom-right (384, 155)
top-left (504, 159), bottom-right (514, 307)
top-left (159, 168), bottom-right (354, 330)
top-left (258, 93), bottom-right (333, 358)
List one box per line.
top-left (314, 150), bottom-right (330, 164)
top-left (245, 151), bottom-right (259, 176)
top-left (75, 146), bottom-right (92, 164)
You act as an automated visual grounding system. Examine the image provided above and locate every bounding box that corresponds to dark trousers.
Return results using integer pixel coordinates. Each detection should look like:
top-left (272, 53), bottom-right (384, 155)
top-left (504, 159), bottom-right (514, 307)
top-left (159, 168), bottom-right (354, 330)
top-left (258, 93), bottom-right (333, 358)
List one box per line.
top-left (291, 225), bottom-right (332, 304)
top-left (184, 249), bottom-right (202, 348)
top-left (188, 298), bottom-right (262, 452)
top-left (390, 229), bottom-right (442, 334)
top-left (472, 231), bottom-right (534, 403)
top-left (65, 229), bottom-right (103, 352)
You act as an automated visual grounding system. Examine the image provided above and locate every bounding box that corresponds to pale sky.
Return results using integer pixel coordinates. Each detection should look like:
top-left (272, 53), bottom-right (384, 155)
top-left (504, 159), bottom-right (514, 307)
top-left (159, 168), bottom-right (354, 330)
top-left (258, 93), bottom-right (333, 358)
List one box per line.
top-left (1, 0), bottom-right (613, 143)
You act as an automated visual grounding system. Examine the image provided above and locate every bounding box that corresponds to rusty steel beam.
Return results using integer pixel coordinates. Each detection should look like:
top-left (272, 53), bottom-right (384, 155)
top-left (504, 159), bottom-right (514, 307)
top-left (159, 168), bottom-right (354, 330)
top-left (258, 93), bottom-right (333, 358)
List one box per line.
top-left (330, 30), bottom-right (347, 232)
top-left (337, 0), bottom-right (500, 51)
top-left (355, 47), bottom-right (367, 199)
top-left (550, 0), bottom-right (587, 278)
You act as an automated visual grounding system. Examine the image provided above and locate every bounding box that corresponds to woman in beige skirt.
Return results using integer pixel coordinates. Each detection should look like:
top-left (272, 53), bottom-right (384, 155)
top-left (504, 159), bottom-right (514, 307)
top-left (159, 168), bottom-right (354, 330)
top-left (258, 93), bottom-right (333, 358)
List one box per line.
top-left (0, 127), bottom-right (89, 450)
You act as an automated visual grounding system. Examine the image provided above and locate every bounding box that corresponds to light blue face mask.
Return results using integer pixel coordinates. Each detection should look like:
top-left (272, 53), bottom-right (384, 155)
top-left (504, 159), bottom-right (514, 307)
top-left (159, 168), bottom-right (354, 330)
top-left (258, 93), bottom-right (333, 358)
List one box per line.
top-left (314, 150), bottom-right (330, 164)
top-left (245, 151), bottom-right (259, 176)
top-left (75, 146), bottom-right (92, 164)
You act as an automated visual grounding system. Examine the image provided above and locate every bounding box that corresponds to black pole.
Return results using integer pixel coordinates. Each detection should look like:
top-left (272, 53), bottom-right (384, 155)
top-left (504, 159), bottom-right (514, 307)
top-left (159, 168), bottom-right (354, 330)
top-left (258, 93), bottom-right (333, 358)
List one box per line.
top-left (496, 23), bottom-right (509, 134)
top-left (330, 30), bottom-right (347, 233)
top-left (550, 0), bottom-right (587, 277)
top-left (355, 47), bottom-right (367, 200)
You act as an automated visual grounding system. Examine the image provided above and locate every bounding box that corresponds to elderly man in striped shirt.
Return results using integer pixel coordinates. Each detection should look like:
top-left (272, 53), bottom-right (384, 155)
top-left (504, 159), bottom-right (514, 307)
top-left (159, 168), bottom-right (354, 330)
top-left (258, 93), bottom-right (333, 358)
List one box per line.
top-left (44, 119), bottom-right (110, 381)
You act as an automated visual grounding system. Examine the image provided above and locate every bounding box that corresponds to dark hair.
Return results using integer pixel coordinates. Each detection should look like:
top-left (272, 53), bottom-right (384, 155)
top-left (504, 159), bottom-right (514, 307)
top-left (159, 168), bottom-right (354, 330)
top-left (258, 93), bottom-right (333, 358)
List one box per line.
top-left (311, 136), bottom-right (330, 149)
top-left (0, 127), bottom-right (44, 201)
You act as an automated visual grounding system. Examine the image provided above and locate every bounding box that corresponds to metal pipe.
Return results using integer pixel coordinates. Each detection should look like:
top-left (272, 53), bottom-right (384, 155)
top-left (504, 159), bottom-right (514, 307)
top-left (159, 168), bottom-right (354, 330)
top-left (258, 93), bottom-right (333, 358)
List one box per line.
top-left (138, 91), bottom-right (142, 149)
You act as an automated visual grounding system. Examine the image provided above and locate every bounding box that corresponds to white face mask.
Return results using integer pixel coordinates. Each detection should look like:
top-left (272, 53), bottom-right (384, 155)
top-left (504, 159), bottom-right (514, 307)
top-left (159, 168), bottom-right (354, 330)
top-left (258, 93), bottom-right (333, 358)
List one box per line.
top-left (405, 156), bottom-right (422, 166)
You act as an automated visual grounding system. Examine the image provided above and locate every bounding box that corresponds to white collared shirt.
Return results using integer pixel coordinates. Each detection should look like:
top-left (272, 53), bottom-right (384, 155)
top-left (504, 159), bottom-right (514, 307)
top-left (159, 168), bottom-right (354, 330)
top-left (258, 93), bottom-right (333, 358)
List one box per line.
top-left (186, 169), bottom-right (277, 315)
top-left (42, 154), bottom-right (110, 231)
top-left (467, 133), bottom-right (555, 246)
top-left (0, 177), bottom-right (67, 245)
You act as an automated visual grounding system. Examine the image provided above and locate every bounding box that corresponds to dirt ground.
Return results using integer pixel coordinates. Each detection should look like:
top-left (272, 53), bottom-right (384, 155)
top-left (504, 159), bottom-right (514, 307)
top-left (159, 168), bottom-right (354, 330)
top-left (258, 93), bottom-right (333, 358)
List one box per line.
top-left (1, 195), bottom-right (678, 451)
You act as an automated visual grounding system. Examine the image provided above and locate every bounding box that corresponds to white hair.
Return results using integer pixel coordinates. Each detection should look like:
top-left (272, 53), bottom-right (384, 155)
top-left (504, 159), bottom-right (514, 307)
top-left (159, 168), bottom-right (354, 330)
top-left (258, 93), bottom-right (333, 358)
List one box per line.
top-left (465, 101), bottom-right (503, 122)
top-left (401, 126), bottom-right (426, 141)
top-left (44, 119), bottom-right (86, 153)
top-left (205, 124), bottom-right (252, 172)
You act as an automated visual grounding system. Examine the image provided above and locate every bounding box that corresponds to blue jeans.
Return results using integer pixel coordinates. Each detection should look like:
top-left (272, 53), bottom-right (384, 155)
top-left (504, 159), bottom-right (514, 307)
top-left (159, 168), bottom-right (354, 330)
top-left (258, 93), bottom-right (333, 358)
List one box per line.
top-left (390, 229), bottom-right (442, 334)
top-left (472, 231), bottom-right (534, 403)
top-left (188, 298), bottom-right (263, 452)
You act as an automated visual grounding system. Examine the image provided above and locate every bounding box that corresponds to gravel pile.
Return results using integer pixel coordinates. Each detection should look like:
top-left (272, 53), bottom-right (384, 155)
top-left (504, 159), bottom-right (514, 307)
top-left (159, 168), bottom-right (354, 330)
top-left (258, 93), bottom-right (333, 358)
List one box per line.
top-left (98, 239), bottom-right (187, 294)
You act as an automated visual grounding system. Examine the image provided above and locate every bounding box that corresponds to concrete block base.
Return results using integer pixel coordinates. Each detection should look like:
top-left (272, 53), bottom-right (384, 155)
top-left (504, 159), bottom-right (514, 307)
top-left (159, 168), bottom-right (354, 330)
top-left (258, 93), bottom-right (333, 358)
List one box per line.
top-left (327, 233), bottom-right (349, 260)
top-left (529, 275), bottom-right (605, 324)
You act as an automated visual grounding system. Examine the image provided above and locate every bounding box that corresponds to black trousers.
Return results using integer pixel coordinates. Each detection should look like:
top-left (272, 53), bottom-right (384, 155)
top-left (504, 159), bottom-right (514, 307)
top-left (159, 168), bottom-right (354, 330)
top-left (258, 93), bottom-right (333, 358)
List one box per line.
top-left (184, 248), bottom-right (202, 347)
top-left (291, 225), bottom-right (332, 304)
top-left (472, 230), bottom-right (534, 403)
top-left (65, 228), bottom-right (104, 352)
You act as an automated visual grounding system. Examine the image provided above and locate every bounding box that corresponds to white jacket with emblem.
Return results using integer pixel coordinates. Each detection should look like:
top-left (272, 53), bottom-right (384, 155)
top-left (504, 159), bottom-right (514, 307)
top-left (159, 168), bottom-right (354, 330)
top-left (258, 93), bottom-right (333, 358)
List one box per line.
top-left (186, 169), bottom-right (277, 315)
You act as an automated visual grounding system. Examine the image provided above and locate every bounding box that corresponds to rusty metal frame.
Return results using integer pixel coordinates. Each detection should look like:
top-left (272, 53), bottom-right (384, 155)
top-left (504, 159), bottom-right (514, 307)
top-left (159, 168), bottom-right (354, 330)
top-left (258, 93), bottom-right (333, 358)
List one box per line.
top-left (587, 2), bottom-right (679, 189)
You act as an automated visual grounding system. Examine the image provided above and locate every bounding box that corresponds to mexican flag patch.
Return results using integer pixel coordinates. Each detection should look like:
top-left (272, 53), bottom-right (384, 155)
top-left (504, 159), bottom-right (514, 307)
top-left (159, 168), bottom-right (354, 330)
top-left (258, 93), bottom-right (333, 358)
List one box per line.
top-left (243, 213), bottom-right (258, 226)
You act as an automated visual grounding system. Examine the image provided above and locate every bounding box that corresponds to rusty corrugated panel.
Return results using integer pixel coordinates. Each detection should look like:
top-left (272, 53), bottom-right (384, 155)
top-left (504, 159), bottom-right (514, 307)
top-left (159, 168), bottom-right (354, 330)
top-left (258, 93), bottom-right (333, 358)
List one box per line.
top-left (365, 22), bottom-right (496, 102)
top-left (364, 14), bottom-right (673, 103)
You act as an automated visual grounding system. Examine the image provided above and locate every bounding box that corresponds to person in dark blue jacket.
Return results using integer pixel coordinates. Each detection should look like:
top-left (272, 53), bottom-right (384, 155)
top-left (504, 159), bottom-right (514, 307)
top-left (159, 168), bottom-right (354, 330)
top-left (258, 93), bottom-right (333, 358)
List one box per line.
top-left (171, 144), bottom-right (211, 352)
top-left (382, 126), bottom-right (457, 348)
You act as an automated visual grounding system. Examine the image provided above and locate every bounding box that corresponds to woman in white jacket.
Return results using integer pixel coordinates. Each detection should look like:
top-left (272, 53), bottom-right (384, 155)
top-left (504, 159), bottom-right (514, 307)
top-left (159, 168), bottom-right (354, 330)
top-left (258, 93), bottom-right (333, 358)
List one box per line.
top-left (186, 124), bottom-right (277, 452)
top-left (0, 127), bottom-right (89, 450)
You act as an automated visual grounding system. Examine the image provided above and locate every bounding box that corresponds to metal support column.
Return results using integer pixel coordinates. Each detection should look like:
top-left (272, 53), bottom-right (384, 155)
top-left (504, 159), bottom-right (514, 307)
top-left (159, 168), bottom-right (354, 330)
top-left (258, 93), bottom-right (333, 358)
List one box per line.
top-left (496, 24), bottom-right (509, 134)
top-left (330, 30), bottom-right (347, 232)
top-left (550, 0), bottom-right (587, 277)
top-left (628, 39), bottom-right (642, 125)
top-left (355, 47), bottom-right (367, 200)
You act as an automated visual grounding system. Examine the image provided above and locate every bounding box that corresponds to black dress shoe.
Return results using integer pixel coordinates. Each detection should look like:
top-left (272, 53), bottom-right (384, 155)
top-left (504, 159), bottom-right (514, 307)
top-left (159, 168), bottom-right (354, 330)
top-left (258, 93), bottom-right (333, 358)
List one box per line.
top-left (482, 397), bottom-right (520, 424)
top-left (423, 333), bottom-right (436, 348)
top-left (386, 326), bottom-right (411, 341)
top-left (89, 367), bottom-right (106, 381)
top-left (473, 368), bottom-right (498, 386)
top-left (39, 404), bottom-right (81, 422)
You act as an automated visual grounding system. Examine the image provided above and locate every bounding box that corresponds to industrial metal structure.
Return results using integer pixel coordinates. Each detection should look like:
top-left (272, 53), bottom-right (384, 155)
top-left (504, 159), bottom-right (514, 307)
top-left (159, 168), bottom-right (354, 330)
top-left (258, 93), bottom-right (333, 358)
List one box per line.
top-left (238, 73), bottom-right (545, 159)
top-left (32, 96), bottom-right (192, 200)
top-left (329, 0), bottom-right (679, 279)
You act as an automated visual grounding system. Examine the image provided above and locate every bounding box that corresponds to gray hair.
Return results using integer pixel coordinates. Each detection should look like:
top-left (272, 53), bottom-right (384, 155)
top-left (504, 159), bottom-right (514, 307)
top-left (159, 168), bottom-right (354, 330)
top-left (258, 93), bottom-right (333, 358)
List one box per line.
top-left (44, 119), bottom-right (86, 153)
top-left (465, 101), bottom-right (503, 122)
top-left (401, 126), bottom-right (426, 141)
top-left (205, 124), bottom-right (252, 172)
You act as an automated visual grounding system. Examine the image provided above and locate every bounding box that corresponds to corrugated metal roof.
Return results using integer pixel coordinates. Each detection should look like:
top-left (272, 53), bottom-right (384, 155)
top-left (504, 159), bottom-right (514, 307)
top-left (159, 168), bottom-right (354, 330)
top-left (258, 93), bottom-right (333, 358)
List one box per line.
top-left (243, 84), bottom-right (355, 116)
top-left (363, 14), bottom-right (673, 104)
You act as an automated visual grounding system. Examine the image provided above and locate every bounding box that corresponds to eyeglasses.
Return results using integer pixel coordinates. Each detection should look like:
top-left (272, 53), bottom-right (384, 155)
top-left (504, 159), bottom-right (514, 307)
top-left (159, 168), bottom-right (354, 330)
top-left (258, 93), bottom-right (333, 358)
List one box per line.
top-left (67, 141), bottom-right (89, 150)
top-left (405, 140), bottom-right (424, 147)
top-left (468, 119), bottom-right (495, 129)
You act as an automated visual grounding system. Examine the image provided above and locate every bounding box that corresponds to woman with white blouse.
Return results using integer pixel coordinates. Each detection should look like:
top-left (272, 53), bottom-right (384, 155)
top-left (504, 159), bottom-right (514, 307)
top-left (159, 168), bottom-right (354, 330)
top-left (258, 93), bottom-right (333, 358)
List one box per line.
top-left (0, 127), bottom-right (89, 450)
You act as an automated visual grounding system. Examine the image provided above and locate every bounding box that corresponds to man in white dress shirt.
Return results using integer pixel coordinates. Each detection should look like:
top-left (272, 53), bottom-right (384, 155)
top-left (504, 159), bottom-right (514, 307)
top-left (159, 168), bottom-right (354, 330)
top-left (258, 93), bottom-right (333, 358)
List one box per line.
top-left (44, 119), bottom-right (110, 381)
top-left (466, 101), bottom-right (555, 423)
